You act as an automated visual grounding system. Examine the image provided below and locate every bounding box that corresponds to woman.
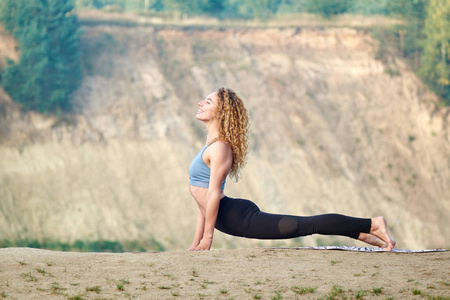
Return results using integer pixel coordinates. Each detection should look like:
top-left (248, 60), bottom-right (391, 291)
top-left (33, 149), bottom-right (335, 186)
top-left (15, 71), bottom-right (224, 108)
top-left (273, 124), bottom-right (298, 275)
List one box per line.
top-left (188, 87), bottom-right (396, 251)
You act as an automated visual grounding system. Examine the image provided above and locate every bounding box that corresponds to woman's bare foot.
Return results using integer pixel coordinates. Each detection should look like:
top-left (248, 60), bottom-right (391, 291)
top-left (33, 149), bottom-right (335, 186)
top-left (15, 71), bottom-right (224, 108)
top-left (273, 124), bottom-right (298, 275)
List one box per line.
top-left (358, 233), bottom-right (388, 248)
top-left (370, 216), bottom-right (396, 251)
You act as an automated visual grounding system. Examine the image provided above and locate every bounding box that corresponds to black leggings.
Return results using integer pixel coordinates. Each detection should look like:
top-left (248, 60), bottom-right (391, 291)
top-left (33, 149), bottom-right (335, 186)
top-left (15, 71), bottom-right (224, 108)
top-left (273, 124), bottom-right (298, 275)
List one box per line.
top-left (215, 197), bottom-right (371, 240)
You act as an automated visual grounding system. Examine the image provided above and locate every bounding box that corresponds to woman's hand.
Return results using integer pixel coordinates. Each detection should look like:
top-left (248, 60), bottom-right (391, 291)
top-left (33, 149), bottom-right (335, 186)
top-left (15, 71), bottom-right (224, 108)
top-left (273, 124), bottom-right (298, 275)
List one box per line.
top-left (188, 243), bottom-right (198, 251)
top-left (193, 237), bottom-right (212, 251)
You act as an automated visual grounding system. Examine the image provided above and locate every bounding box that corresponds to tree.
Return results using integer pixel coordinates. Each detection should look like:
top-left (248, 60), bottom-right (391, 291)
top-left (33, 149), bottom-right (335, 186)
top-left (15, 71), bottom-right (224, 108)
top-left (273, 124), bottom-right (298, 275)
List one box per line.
top-left (160, 0), bottom-right (225, 16)
top-left (304, 0), bottom-right (351, 18)
top-left (235, 0), bottom-right (281, 20)
top-left (420, 0), bottom-right (450, 103)
top-left (384, 0), bottom-right (427, 68)
top-left (0, 0), bottom-right (82, 113)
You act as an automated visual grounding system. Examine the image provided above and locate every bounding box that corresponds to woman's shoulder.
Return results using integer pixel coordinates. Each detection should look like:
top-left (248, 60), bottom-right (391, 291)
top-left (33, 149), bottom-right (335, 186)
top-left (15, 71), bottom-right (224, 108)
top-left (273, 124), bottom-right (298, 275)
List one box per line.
top-left (206, 140), bottom-right (232, 160)
top-left (211, 140), bottom-right (231, 150)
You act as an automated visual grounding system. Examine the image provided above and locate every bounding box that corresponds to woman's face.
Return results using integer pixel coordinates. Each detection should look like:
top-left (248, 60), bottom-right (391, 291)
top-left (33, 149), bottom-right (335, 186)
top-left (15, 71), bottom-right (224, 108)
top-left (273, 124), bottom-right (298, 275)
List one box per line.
top-left (196, 92), bottom-right (219, 122)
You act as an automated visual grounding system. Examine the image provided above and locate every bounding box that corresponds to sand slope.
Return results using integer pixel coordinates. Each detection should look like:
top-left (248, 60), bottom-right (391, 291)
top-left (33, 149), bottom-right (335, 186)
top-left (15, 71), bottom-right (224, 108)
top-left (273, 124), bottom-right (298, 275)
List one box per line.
top-left (2, 25), bottom-right (450, 251)
top-left (0, 247), bottom-right (448, 299)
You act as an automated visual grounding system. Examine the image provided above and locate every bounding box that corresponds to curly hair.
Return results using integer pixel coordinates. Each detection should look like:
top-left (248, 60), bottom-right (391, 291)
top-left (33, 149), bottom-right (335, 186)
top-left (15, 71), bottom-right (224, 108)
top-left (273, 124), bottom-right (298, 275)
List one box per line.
top-left (214, 87), bottom-right (250, 181)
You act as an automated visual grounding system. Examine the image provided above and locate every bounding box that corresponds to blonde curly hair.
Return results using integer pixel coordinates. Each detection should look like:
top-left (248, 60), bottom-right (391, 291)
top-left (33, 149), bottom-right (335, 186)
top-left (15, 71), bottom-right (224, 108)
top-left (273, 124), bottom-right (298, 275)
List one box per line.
top-left (214, 87), bottom-right (250, 181)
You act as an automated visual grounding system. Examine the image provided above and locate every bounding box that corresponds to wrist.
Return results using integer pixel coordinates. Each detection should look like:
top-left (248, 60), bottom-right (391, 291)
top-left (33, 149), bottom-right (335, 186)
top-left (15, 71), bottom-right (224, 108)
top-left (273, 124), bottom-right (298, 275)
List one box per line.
top-left (202, 234), bottom-right (213, 240)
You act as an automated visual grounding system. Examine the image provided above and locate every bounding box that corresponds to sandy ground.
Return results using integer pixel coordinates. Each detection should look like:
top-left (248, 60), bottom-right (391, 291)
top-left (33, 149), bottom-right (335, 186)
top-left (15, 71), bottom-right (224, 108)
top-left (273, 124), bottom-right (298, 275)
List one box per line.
top-left (0, 247), bottom-right (448, 299)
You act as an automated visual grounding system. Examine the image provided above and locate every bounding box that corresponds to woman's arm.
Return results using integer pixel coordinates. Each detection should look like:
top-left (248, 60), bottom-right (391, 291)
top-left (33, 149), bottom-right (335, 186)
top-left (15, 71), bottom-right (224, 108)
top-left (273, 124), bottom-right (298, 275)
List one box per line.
top-left (195, 188), bottom-right (220, 250)
top-left (188, 209), bottom-right (206, 250)
top-left (194, 142), bottom-right (232, 251)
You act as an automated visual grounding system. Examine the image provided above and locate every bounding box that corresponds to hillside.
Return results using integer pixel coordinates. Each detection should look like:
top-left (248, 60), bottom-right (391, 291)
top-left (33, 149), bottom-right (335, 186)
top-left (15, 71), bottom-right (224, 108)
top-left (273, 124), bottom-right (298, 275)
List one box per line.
top-left (0, 18), bottom-right (449, 251)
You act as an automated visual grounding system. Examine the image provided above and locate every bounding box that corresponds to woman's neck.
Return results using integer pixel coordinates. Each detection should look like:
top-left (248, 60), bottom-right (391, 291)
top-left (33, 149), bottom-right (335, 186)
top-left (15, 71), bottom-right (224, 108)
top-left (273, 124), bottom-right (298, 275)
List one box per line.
top-left (205, 121), bottom-right (220, 144)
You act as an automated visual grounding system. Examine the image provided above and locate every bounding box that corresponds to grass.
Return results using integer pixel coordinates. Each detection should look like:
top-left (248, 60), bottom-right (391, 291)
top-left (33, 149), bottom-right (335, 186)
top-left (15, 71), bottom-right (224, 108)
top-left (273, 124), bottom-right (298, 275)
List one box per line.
top-left (220, 288), bottom-right (228, 294)
top-left (412, 289), bottom-right (422, 295)
top-left (0, 238), bottom-right (165, 252)
top-left (35, 267), bottom-right (47, 276)
top-left (204, 279), bottom-right (216, 284)
top-left (355, 289), bottom-right (368, 298)
top-left (21, 272), bottom-right (38, 282)
top-left (85, 285), bottom-right (101, 293)
top-left (116, 283), bottom-right (124, 291)
top-left (372, 287), bottom-right (383, 295)
top-left (272, 290), bottom-right (282, 300)
top-left (291, 286), bottom-right (317, 294)
top-left (164, 273), bottom-right (177, 280)
top-left (319, 285), bottom-right (344, 300)
top-left (191, 268), bottom-right (199, 277)
top-left (253, 294), bottom-right (262, 299)
top-left (50, 282), bottom-right (67, 294)
top-left (68, 294), bottom-right (85, 300)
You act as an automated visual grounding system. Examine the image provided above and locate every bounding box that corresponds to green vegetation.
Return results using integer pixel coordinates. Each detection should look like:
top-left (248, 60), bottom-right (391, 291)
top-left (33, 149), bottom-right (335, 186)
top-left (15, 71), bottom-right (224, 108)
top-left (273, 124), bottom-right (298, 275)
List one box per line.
top-left (383, 0), bottom-right (449, 105)
top-left (220, 288), bottom-right (228, 294)
top-left (291, 285), bottom-right (317, 294)
top-left (0, 238), bottom-right (165, 252)
top-left (0, 0), bottom-right (447, 119)
top-left (303, 0), bottom-right (351, 18)
top-left (412, 288), bottom-right (422, 295)
top-left (272, 289), bottom-right (282, 300)
top-left (191, 268), bottom-right (199, 277)
top-left (21, 271), bottom-right (38, 282)
top-left (355, 289), bottom-right (368, 298)
top-left (73, 0), bottom-right (394, 19)
top-left (0, 0), bottom-right (83, 114)
top-left (50, 282), bottom-right (67, 295)
top-left (204, 280), bottom-right (216, 284)
top-left (67, 294), bottom-right (85, 300)
top-left (318, 284), bottom-right (344, 300)
top-left (76, 0), bottom-right (448, 105)
top-left (372, 287), bottom-right (383, 294)
top-left (159, 285), bottom-right (171, 289)
top-left (85, 285), bottom-right (101, 293)
top-left (420, 0), bottom-right (450, 103)
top-left (35, 267), bottom-right (48, 276)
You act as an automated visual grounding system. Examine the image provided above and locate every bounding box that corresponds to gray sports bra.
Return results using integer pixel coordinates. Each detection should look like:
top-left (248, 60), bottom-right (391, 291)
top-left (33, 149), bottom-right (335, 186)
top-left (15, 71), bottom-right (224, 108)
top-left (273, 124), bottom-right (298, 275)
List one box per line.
top-left (189, 143), bottom-right (226, 189)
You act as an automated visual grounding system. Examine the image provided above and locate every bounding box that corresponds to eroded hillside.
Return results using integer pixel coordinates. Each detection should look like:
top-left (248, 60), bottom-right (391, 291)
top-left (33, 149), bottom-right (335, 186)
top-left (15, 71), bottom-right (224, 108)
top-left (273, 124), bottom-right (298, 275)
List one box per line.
top-left (0, 23), bottom-right (449, 250)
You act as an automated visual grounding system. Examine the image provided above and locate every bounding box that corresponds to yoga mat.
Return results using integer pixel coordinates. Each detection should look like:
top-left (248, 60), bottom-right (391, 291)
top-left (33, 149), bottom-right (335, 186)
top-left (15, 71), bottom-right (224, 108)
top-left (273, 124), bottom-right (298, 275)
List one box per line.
top-left (288, 246), bottom-right (448, 253)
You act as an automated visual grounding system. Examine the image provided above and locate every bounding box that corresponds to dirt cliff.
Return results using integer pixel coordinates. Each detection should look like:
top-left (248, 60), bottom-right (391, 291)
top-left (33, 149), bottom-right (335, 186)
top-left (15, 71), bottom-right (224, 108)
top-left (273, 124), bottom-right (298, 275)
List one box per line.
top-left (0, 22), bottom-right (449, 250)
